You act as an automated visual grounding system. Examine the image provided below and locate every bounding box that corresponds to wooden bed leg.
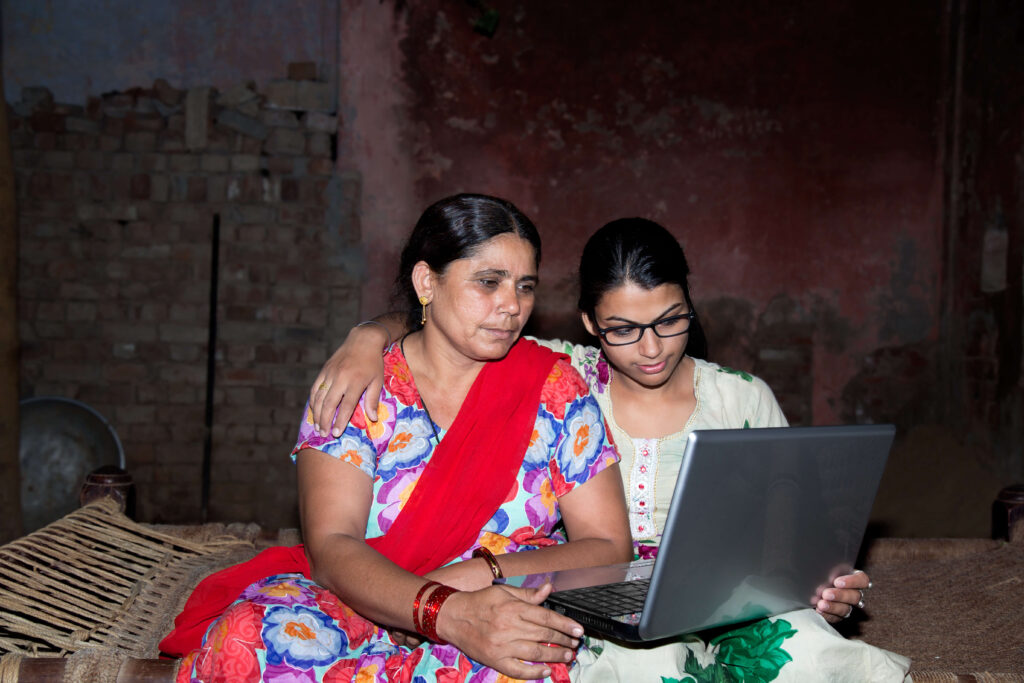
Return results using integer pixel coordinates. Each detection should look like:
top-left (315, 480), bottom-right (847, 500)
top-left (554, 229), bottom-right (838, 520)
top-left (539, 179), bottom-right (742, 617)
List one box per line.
top-left (117, 658), bottom-right (180, 682)
top-left (16, 658), bottom-right (66, 682)
top-left (17, 657), bottom-right (179, 682)
top-left (993, 483), bottom-right (1024, 543)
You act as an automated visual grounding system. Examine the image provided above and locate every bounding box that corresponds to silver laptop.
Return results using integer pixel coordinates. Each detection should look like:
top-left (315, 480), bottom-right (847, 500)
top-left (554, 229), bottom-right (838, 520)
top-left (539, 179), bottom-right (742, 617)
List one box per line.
top-left (502, 424), bottom-right (895, 642)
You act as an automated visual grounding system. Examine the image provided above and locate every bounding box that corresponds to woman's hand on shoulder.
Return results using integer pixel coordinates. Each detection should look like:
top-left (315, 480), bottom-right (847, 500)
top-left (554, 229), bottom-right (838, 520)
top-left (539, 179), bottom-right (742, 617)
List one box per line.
top-left (814, 570), bottom-right (871, 623)
top-left (309, 324), bottom-right (389, 436)
top-left (438, 583), bottom-right (582, 680)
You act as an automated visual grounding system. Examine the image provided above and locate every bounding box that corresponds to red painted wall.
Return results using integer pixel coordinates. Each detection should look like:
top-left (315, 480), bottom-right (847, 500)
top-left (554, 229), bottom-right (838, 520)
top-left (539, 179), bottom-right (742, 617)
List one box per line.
top-left (352, 1), bottom-right (945, 427)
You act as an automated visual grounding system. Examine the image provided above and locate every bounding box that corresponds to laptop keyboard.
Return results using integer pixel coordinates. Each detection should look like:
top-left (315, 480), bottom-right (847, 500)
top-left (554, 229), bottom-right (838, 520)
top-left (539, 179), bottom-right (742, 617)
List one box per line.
top-left (552, 578), bottom-right (651, 617)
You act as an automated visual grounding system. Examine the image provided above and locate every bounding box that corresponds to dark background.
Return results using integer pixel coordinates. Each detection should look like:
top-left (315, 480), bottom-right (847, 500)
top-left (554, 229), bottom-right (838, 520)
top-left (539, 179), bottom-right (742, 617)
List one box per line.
top-left (1, 0), bottom-right (1021, 539)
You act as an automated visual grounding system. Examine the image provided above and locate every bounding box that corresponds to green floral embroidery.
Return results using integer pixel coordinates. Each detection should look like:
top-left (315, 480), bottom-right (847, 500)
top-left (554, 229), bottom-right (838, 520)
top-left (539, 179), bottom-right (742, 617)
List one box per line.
top-left (717, 366), bottom-right (754, 382)
top-left (664, 618), bottom-right (797, 683)
top-left (743, 419), bottom-right (750, 429)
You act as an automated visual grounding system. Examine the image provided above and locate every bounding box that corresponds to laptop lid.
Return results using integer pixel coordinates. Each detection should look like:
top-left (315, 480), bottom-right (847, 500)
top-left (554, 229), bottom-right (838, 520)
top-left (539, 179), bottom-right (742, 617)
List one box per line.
top-left (511, 424), bottom-right (895, 641)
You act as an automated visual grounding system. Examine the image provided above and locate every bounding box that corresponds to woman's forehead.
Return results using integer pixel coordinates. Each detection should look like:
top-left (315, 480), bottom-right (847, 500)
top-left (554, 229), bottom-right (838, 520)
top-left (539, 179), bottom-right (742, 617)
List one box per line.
top-left (458, 234), bottom-right (538, 270)
top-left (597, 281), bottom-right (686, 310)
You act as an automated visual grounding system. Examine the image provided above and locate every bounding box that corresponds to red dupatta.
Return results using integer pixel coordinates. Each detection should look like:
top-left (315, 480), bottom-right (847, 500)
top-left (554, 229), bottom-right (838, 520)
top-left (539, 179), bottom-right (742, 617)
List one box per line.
top-left (160, 338), bottom-right (565, 657)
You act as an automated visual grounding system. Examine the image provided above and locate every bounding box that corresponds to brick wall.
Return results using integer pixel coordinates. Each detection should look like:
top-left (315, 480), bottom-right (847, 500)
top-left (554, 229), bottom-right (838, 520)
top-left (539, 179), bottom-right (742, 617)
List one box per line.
top-left (9, 67), bottom-right (361, 528)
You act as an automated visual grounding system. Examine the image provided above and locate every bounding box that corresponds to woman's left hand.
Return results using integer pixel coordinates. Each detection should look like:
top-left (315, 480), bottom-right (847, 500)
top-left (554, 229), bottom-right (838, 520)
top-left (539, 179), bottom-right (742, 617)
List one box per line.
top-left (814, 570), bottom-right (871, 623)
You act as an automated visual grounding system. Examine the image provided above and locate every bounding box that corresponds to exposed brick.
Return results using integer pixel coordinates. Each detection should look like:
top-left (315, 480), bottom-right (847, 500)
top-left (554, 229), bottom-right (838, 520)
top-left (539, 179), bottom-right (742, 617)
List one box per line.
top-left (60, 132), bottom-right (96, 151)
top-left (303, 111), bottom-right (338, 133)
top-left (207, 175), bottom-right (227, 201)
top-left (268, 157), bottom-right (298, 175)
top-left (216, 83), bottom-right (259, 108)
top-left (205, 128), bottom-right (234, 152)
top-left (281, 179), bottom-right (299, 201)
top-left (153, 78), bottom-right (184, 106)
top-left (263, 80), bottom-right (333, 112)
top-left (187, 176), bottom-right (208, 202)
top-left (102, 92), bottom-right (134, 118)
top-left (158, 323), bottom-right (208, 344)
top-left (307, 132), bottom-right (332, 157)
top-left (185, 87), bottom-right (211, 150)
top-left (259, 109), bottom-right (299, 129)
top-left (238, 136), bottom-right (263, 154)
top-left (66, 117), bottom-right (100, 134)
top-left (217, 109), bottom-right (268, 140)
top-left (150, 174), bottom-right (170, 202)
top-left (75, 150), bottom-right (107, 170)
top-left (236, 100), bottom-right (261, 119)
top-left (169, 154), bottom-right (198, 172)
top-left (130, 174), bottom-right (151, 199)
top-left (66, 301), bottom-right (97, 322)
top-left (98, 135), bottom-right (122, 151)
top-left (111, 153), bottom-right (136, 171)
top-left (125, 114), bottom-right (166, 132)
top-left (12, 149), bottom-right (41, 167)
top-left (39, 150), bottom-right (74, 168)
top-left (125, 131), bottom-right (157, 152)
top-left (168, 344), bottom-right (203, 362)
top-left (159, 130), bottom-right (186, 152)
top-left (31, 112), bottom-right (66, 133)
top-left (307, 157), bottom-right (334, 175)
top-left (230, 154), bottom-right (260, 172)
top-left (35, 132), bottom-right (57, 150)
top-left (264, 128), bottom-right (306, 156)
top-left (104, 117), bottom-right (126, 136)
top-left (140, 153), bottom-right (168, 171)
top-left (200, 154), bottom-right (229, 173)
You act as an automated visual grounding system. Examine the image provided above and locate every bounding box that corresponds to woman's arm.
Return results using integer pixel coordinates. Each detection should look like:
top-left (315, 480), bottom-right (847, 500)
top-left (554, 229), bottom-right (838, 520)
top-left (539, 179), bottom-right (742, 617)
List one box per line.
top-left (298, 447), bottom-right (584, 678)
top-left (424, 463), bottom-right (633, 592)
top-left (308, 312), bottom-right (407, 436)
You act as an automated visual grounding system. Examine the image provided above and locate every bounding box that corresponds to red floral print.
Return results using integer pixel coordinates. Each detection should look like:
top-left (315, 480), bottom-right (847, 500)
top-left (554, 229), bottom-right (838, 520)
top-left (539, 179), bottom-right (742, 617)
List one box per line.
top-left (539, 360), bottom-right (588, 419)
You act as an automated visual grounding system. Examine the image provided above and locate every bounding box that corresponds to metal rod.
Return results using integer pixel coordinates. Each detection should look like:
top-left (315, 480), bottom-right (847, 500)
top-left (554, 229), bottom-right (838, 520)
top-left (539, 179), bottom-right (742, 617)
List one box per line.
top-left (200, 214), bottom-right (220, 523)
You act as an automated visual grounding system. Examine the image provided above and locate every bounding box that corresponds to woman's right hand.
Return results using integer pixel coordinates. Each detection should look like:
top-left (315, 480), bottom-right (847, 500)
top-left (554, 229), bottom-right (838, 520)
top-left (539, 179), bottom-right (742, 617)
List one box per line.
top-left (438, 583), bottom-right (582, 680)
top-left (308, 324), bottom-right (389, 436)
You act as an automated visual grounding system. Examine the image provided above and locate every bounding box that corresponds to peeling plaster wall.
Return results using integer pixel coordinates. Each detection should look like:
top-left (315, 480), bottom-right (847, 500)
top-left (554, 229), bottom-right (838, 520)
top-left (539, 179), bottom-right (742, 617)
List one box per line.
top-left (358, 1), bottom-right (945, 429)
top-left (349, 1), bottom-right (1024, 536)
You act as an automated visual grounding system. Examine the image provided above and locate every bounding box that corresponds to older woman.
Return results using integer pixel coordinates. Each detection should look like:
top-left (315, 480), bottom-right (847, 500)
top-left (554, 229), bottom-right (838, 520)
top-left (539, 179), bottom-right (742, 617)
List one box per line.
top-left (165, 194), bottom-right (633, 682)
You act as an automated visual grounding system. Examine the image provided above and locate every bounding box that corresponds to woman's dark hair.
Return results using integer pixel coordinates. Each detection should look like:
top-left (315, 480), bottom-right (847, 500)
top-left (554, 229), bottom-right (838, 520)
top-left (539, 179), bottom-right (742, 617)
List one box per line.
top-left (577, 217), bottom-right (707, 359)
top-left (394, 193), bottom-right (542, 329)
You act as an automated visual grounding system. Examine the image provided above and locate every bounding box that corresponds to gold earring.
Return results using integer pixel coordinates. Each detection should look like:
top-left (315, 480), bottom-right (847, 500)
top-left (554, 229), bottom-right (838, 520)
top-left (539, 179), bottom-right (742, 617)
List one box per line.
top-left (418, 296), bottom-right (429, 325)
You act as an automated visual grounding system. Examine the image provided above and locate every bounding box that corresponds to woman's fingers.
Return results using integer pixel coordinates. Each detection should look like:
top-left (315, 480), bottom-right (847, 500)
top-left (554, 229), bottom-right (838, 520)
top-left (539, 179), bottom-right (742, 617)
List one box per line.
top-left (438, 586), bottom-right (583, 678)
top-left (833, 570), bottom-right (870, 590)
top-left (816, 586), bottom-right (868, 621)
top-left (813, 570), bottom-right (872, 621)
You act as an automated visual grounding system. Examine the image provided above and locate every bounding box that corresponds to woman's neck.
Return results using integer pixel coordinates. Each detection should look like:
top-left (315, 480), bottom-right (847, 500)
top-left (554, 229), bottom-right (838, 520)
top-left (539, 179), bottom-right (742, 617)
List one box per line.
top-left (401, 330), bottom-right (484, 429)
top-left (608, 355), bottom-right (697, 439)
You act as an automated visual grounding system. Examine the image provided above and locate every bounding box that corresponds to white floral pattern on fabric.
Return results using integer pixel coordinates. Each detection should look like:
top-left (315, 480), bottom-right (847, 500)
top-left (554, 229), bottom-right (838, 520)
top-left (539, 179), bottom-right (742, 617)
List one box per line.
top-left (629, 437), bottom-right (657, 540)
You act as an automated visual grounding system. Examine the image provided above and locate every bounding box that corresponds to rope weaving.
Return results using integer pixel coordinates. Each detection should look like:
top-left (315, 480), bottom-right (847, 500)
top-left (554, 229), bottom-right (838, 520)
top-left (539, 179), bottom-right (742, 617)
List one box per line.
top-left (0, 498), bottom-right (256, 660)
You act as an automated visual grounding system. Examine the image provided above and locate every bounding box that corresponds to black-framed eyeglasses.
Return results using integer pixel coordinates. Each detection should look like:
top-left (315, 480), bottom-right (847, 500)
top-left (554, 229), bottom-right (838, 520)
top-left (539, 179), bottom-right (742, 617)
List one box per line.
top-left (596, 311), bottom-right (697, 346)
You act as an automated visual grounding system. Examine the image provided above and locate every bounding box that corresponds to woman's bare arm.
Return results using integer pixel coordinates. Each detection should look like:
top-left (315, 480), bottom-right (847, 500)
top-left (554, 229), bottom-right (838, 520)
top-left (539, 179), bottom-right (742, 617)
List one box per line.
top-left (298, 448), bottom-right (584, 678)
top-left (308, 312), bottom-right (407, 436)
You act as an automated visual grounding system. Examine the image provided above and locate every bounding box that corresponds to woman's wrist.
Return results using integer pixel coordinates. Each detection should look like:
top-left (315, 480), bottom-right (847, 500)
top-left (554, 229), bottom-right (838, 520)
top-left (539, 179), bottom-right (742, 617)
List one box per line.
top-left (473, 547), bottom-right (503, 583)
top-left (350, 319), bottom-right (391, 350)
top-left (418, 583), bottom-right (459, 643)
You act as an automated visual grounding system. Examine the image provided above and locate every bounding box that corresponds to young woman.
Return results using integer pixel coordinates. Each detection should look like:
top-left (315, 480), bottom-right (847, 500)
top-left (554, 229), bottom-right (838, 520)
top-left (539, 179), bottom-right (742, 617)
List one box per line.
top-left (308, 217), bottom-right (911, 681)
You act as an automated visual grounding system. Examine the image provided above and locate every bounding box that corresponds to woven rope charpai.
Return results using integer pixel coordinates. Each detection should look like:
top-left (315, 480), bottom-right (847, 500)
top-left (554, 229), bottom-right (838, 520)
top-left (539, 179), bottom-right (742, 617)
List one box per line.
top-left (0, 498), bottom-right (256, 659)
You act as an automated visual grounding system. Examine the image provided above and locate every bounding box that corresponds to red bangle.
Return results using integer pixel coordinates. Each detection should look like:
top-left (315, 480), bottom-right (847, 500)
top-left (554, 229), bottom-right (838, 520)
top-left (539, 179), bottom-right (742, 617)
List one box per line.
top-left (473, 547), bottom-right (504, 581)
top-left (413, 580), bottom-right (440, 636)
top-left (420, 584), bottom-right (458, 644)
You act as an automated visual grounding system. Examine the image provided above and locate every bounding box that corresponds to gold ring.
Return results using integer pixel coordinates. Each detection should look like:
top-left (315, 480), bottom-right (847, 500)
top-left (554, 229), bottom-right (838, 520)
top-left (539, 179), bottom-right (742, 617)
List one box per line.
top-left (318, 382), bottom-right (329, 391)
